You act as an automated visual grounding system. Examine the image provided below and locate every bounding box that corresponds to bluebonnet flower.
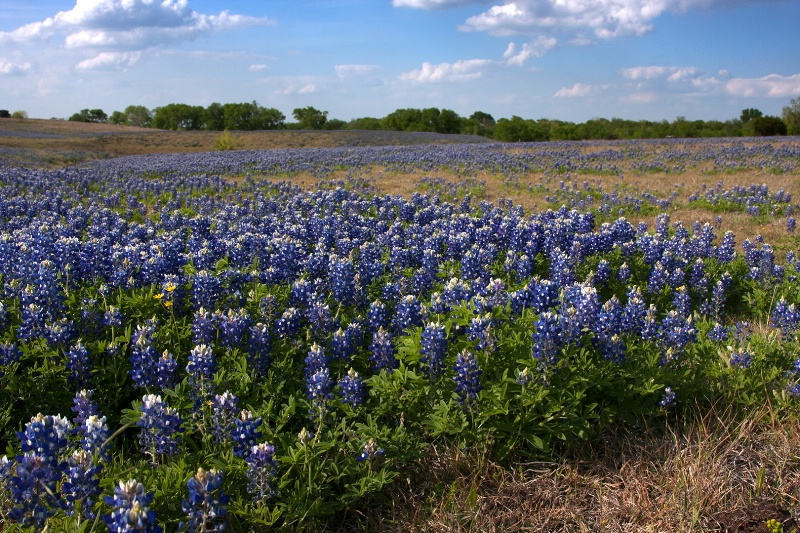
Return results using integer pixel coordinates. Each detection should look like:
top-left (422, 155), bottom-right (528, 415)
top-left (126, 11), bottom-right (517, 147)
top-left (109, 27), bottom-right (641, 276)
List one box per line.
top-left (356, 438), bottom-right (385, 463)
top-left (81, 415), bottom-right (110, 460)
top-left (617, 262), bottom-right (631, 283)
top-left (393, 294), bottom-right (425, 334)
top-left (6, 451), bottom-right (67, 528)
top-left (274, 307), bottom-right (301, 339)
top-left (771, 298), bottom-right (800, 339)
top-left (130, 322), bottom-right (159, 389)
top-left (443, 278), bottom-right (472, 306)
top-left (103, 306), bottom-right (124, 329)
top-left (659, 387), bottom-right (676, 407)
top-left (648, 261), bottom-right (668, 294)
top-left (191, 308), bottom-right (216, 345)
top-left (181, 468), bottom-right (229, 533)
top-left (329, 255), bottom-right (357, 306)
top-left (247, 322), bottom-right (271, 377)
top-left (138, 394), bottom-right (183, 463)
top-left (18, 413), bottom-right (71, 467)
top-left (62, 449), bottom-right (102, 520)
top-left (367, 299), bottom-right (389, 333)
top-left (18, 303), bottom-right (47, 342)
top-left (708, 322), bottom-right (730, 342)
top-left (245, 443), bottom-right (277, 503)
top-left (102, 479), bottom-right (162, 533)
top-left (338, 368), bottom-right (366, 408)
top-left (729, 349), bottom-right (753, 369)
top-left (369, 327), bottom-right (397, 372)
top-left (467, 314), bottom-right (495, 353)
top-left (305, 295), bottom-right (335, 337)
top-left (594, 259), bottom-right (611, 284)
top-left (304, 343), bottom-right (333, 416)
top-left (420, 322), bottom-right (447, 380)
top-left (659, 311), bottom-right (697, 365)
top-left (5, 413), bottom-right (72, 527)
top-left (45, 317), bottom-right (77, 348)
top-left (232, 410), bottom-right (262, 458)
top-left (66, 341), bottom-right (92, 389)
top-left (72, 389), bottom-right (100, 429)
top-left (187, 344), bottom-right (217, 411)
top-left (156, 350), bottom-right (177, 390)
top-left (0, 342), bottom-right (22, 378)
top-left (530, 278), bottom-right (559, 314)
top-left (672, 286), bottom-right (691, 317)
top-left (192, 270), bottom-right (222, 311)
top-left (788, 217), bottom-right (796, 234)
top-left (453, 349), bottom-right (482, 408)
top-left (532, 311), bottom-right (564, 368)
top-left (210, 391), bottom-right (238, 445)
top-left (219, 308), bottom-right (251, 349)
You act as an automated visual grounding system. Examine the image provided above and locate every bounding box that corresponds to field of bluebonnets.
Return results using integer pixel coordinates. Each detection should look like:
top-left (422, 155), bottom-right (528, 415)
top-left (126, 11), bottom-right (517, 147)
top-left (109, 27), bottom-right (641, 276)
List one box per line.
top-left (1, 136), bottom-right (800, 531)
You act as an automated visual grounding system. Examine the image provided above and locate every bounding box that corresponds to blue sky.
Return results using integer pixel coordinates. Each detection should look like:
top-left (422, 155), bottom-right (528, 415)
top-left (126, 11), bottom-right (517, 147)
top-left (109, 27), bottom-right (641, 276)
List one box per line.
top-left (1, 0), bottom-right (799, 123)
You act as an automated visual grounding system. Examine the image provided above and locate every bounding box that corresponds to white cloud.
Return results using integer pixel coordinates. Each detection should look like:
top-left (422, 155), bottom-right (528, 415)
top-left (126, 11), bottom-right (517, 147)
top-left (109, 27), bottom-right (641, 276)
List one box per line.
top-left (74, 51), bottom-right (141, 70)
top-left (392, 0), bottom-right (491, 8)
top-left (335, 64), bottom-right (380, 78)
top-left (503, 36), bottom-right (557, 65)
top-left (725, 73), bottom-right (800, 98)
top-left (0, 1), bottom-right (274, 50)
top-left (460, 0), bottom-right (738, 39)
top-left (398, 59), bottom-right (492, 83)
top-left (0, 58), bottom-right (33, 75)
top-left (554, 83), bottom-right (595, 98)
top-left (249, 64), bottom-right (268, 72)
top-left (297, 84), bottom-right (316, 94)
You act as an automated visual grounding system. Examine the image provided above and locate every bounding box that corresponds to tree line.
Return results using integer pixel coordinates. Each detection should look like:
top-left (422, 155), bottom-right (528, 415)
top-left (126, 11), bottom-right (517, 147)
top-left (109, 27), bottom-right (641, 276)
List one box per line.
top-left (59, 97), bottom-right (800, 140)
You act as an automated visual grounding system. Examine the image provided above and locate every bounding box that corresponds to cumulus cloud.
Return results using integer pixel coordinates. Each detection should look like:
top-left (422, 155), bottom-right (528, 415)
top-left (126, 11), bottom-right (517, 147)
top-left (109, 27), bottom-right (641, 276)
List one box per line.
top-left (335, 64), bottom-right (380, 78)
top-left (554, 82), bottom-right (596, 98)
top-left (249, 64), bottom-right (268, 72)
top-left (725, 73), bottom-right (800, 98)
top-left (459, 0), bottom-right (739, 39)
top-left (0, 58), bottom-right (34, 75)
top-left (398, 59), bottom-right (492, 83)
top-left (503, 36), bottom-right (557, 65)
top-left (74, 50), bottom-right (141, 70)
top-left (0, 0), bottom-right (274, 50)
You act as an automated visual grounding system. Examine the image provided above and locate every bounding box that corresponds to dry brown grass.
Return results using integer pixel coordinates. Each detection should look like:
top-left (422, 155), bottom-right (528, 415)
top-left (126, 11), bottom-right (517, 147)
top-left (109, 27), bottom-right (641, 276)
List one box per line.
top-left (357, 405), bottom-right (800, 532)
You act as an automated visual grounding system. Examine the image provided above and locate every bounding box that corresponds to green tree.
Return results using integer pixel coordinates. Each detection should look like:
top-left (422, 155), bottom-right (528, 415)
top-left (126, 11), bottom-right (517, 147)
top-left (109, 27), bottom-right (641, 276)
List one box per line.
top-left (124, 105), bottom-right (152, 128)
top-left (204, 102), bottom-right (225, 131)
top-left (108, 110), bottom-right (127, 125)
top-left (0, 110), bottom-right (11, 118)
top-left (69, 108), bottom-right (107, 123)
top-left (493, 116), bottom-right (548, 142)
top-left (462, 111), bottom-right (495, 136)
top-left (751, 115), bottom-right (787, 136)
top-left (348, 117), bottom-right (381, 130)
top-left (11, 110), bottom-right (27, 119)
top-left (782, 97), bottom-right (800, 135)
top-left (740, 108), bottom-right (763, 122)
top-left (292, 106), bottom-right (328, 129)
top-left (152, 103), bottom-right (205, 130)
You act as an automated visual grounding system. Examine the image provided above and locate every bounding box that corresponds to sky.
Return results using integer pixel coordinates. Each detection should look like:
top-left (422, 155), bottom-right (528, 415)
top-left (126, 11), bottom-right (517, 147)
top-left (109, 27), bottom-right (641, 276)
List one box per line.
top-left (1, 0), bottom-right (799, 124)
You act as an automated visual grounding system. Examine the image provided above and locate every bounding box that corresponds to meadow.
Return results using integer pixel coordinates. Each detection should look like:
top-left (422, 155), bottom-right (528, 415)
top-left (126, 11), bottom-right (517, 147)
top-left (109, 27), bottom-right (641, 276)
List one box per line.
top-left (0, 130), bottom-right (800, 531)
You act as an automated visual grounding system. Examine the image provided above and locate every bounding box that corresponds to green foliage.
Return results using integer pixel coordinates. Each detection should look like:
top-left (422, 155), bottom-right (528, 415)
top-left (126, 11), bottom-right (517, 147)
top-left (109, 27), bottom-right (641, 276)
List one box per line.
top-left (292, 106), bottom-right (329, 129)
top-left (69, 108), bottom-right (108, 123)
top-left (214, 130), bottom-right (240, 151)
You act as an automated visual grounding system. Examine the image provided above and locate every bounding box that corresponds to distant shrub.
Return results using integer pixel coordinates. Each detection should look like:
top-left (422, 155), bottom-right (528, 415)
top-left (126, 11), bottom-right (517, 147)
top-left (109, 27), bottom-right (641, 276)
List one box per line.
top-left (214, 129), bottom-right (239, 151)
